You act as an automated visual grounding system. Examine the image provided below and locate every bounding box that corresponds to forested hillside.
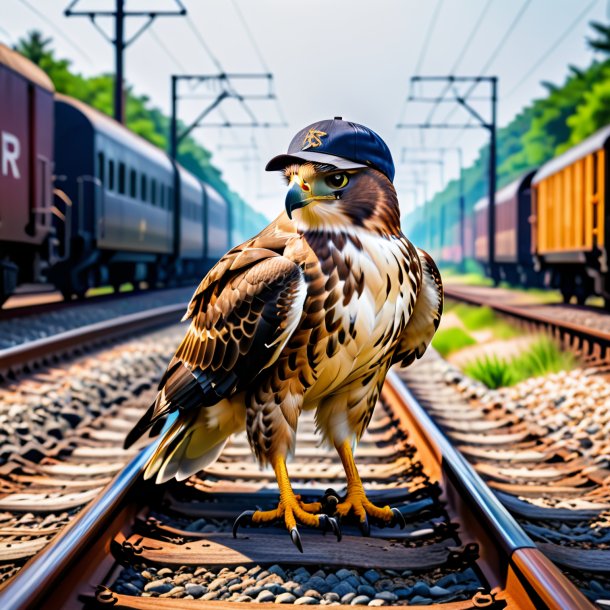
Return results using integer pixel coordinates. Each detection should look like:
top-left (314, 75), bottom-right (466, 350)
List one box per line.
top-left (15, 30), bottom-right (268, 239)
top-left (405, 21), bottom-right (610, 239)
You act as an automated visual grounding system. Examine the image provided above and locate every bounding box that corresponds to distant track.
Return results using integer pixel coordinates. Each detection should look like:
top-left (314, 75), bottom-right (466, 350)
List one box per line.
top-left (444, 284), bottom-right (610, 362)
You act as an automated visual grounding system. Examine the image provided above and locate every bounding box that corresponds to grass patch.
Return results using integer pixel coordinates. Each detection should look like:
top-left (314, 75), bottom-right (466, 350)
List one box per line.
top-left (432, 327), bottom-right (477, 357)
top-left (450, 303), bottom-right (522, 340)
top-left (463, 355), bottom-right (515, 389)
top-left (441, 272), bottom-right (493, 286)
top-left (512, 336), bottom-right (576, 379)
top-left (463, 336), bottom-right (575, 389)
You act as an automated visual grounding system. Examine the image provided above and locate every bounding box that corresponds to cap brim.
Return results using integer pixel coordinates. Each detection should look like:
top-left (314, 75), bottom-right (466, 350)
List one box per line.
top-left (265, 150), bottom-right (367, 172)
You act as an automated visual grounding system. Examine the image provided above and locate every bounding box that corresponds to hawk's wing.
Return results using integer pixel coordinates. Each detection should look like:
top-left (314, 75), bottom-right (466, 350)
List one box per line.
top-left (124, 243), bottom-right (306, 448)
top-left (392, 248), bottom-right (443, 368)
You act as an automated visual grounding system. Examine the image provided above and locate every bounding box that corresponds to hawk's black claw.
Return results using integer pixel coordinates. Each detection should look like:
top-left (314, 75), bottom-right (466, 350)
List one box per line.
top-left (319, 514), bottom-right (342, 541)
top-left (321, 488), bottom-right (340, 514)
top-left (232, 510), bottom-right (255, 538)
top-left (391, 507), bottom-right (406, 529)
top-left (359, 515), bottom-right (371, 537)
top-left (290, 527), bottom-right (304, 553)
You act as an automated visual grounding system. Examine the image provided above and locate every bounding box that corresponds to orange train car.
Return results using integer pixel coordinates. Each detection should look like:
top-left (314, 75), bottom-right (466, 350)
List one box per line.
top-left (532, 125), bottom-right (609, 305)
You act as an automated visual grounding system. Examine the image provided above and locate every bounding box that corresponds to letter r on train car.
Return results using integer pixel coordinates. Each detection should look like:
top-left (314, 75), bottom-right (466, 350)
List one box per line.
top-left (1, 131), bottom-right (21, 179)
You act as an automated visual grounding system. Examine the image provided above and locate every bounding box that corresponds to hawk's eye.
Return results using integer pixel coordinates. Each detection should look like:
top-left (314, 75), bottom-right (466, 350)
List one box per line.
top-left (325, 173), bottom-right (349, 189)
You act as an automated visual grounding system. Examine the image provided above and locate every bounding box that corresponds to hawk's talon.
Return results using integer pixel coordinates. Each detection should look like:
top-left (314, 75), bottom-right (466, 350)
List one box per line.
top-left (358, 514), bottom-right (371, 537)
top-left (290, 527), bottom-right (303, 553)
top-left (319, 514), bottom-right (342, 541)
top-left (391, 507), bottom-right (406, 529)
top-left (232, 510), bottom-right (256, 538)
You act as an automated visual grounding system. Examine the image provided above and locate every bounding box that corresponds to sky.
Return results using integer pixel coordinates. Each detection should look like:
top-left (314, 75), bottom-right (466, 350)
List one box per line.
top-left (2, 0), bottom-right (609, 218)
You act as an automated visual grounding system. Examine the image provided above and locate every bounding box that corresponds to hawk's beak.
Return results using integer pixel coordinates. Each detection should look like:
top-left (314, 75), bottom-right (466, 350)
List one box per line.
top-left (285, 175), bottom-right (312, 220)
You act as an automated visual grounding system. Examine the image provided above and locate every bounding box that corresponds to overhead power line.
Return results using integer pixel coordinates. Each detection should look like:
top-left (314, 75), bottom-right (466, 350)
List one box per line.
top-left (64, 0), bottom-right (187, 123)
top-left (16, 0), bottom-right (93, 63)
top-left (477, 0), bottom-right (532, 76)
top-left (413, 0), bottom-right (444, 75)
top-left (449, 0), bottom-right (493, 74)
top-left (229, 0), bottom-right (289, 128)
top-left (185, 15), bottom-right (224, 73)
top-left (504, 0), bottom-right (600, 98)
top-left (148, 26), bottom-right (187, 73)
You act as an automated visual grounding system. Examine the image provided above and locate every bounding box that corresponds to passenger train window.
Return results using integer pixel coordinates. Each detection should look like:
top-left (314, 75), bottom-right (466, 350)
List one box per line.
top-left (141, 175), bottom-right (147, 202)
top-left (160, 184), bottom-right (165, 209)
top-left (108, 160), bottom-right (115, 191)
top-left (167, 188), bottom-right (174, 211)
top-left (118, 163), bottom-right (126, 194)
top-left (151, 180), bottom-right (157, 205)
top-left (97, 152), bottom-right (105, 185)
top-left (130, 169), bottom-right (137, 198)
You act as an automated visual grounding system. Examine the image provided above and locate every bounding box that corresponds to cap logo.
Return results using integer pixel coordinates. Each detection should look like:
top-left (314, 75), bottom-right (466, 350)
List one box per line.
top-left (302, 128), bottom-right (327, 150)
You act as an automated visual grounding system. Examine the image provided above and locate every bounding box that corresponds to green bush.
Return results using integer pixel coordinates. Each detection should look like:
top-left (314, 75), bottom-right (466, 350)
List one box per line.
top-left (453, 304), bottom-right (497, 330)
top-left (431, 327), bottom-right (477, 357)
top-left (463, 336), bottom-right (575, 389)
top-left (449, 303), bottom-right (521, 340)
top-left (512, 336), bottom-right (575, 379)
top-left (463, 355), bottom-right (515, 389)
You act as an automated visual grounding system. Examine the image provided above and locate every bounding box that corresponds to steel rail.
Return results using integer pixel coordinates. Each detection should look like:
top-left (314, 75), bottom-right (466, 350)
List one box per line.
top-left (0, 353), bottom-right (592, 608)
top-left (0, 286), bottom-right (190, 320)
top-left (444, 285), bottom-right (610, 353)
top-left (0, 302), bottom-right (185, 376)
top-left (0, 414), bottom-right (178, 610)
top-left (383, 370), bottom-right (594, 610)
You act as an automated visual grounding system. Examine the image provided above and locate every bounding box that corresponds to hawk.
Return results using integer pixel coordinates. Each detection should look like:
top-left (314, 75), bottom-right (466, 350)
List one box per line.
top-left (125, 118), bottom-right (443, 551)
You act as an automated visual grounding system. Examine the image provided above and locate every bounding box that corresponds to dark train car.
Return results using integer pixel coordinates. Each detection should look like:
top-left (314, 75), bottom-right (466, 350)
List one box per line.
top-left (204, 183), bottom-right (231, 259)
top-left (494, 171), bottom-right (541, 285)
top-left (440, 217), bottom-right (462, 265)
top-left (532, 125), bottom-right (610, 305)
top-left (473, 196), bottom-right (488, 265)
top-left (0, 44), bottom-right (55, 302)
top-left (174, 163), bottom-right (205, 276)
top-left (52, 94), bottom-right (174, 296)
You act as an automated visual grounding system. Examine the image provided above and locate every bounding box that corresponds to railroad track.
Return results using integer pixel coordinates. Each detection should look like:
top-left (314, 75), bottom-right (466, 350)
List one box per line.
top-left (444, 284), bottom-right (610, 363)
top-left (0, 299), bottom-right (187, 380)
top-left (0, 370), bottom-right (590, 609)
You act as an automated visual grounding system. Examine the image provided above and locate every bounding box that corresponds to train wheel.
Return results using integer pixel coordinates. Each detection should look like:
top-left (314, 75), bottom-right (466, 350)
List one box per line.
top-left (60, 288), bottom-right (73, 301)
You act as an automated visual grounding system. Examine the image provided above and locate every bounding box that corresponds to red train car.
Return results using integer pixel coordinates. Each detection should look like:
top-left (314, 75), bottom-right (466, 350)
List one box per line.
top-left (0, 44), bottom-right (55, 302)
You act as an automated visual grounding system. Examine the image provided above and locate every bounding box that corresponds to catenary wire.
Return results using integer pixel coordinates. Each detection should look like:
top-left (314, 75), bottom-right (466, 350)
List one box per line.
top-left (16, 0), bottom-right (93, 64)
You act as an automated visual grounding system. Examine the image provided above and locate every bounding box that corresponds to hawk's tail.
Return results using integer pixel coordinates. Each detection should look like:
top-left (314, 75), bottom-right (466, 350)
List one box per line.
top-left (142, 399), bottom-right (246, 484)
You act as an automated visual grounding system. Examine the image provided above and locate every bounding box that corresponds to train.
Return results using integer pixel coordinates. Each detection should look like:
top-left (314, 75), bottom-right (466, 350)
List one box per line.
top-left (0, 44), bottom-right (265, 304)
top-left (407, 123), bottom-right (610, 307)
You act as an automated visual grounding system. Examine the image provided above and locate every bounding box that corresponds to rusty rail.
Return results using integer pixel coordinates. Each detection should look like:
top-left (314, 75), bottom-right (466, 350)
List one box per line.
top-left (383, 371), bottom-right (593, 610)
top-left (0, 303), bottom-right (185, 377)
top-left (0, 362), bottom-right (593, 609)
top-left (444, 285), bottom-right (610, 360)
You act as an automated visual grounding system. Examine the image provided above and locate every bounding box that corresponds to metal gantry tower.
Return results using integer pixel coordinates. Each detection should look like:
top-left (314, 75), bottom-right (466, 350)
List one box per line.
top-left (64, 0), bottom-right (187, 123)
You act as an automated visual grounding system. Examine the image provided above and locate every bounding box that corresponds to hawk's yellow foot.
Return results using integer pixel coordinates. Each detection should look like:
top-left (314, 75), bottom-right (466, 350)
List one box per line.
top-left (335, 440), bottom-right (406, 535)
top-left (232, 456), bottom-right (341, 552)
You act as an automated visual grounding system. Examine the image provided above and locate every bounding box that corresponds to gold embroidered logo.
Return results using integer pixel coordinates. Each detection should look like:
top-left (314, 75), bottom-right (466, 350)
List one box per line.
top-left (302, 128), bottom-right (327, 150)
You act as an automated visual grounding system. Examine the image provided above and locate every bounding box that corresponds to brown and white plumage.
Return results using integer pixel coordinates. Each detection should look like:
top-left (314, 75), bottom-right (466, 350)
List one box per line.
top-left (125, 160), bottom-right (442, 541)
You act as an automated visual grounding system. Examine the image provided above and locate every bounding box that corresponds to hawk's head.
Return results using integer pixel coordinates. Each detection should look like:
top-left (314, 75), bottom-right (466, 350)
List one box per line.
top-left (281, 162), bottom-right (400, 236)
top-left (267, 118), bottom-right (400, 236)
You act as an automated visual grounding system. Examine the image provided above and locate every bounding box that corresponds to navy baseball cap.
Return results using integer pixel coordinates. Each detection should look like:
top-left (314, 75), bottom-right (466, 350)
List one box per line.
top-left (266, 117), bottom-right (395, 182)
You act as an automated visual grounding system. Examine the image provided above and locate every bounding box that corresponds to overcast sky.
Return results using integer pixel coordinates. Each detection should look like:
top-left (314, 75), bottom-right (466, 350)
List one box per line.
top-left (2, 0), bottom-right (609, 218)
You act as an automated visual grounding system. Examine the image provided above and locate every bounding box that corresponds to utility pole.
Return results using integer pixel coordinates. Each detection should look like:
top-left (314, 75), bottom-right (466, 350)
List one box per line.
top-left (169, 73), bottom-right (286, 161)
top-left (169, 73), bottom-right (285, 249)
top-left (65, 0), bottom-right (187, 123)
top-left (398, 76), bottom-right (498, 280)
